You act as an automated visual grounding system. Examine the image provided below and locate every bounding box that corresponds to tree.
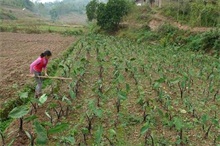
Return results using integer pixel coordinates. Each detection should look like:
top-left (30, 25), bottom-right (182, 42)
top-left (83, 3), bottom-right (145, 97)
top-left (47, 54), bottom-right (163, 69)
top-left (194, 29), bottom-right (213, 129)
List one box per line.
top-left (49, 8), bottom-right (58, 21)
top-left (86, 0), bottom-right (98, 21)
top-left (97, 0), bottom-right (131, 31)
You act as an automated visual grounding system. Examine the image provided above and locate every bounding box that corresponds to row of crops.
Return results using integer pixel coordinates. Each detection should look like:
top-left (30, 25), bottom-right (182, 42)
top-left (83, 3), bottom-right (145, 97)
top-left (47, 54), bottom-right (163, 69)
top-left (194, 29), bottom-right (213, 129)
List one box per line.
top-left (4, 34), bottom-right (220, 145)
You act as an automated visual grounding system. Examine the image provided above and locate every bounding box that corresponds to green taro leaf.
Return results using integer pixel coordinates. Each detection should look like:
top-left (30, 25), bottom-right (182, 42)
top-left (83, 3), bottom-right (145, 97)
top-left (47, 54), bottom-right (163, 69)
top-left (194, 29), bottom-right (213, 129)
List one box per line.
top-left (140, 121), bottom-right (150, 135)
top-left (39, 94), bottom-right (47, 105)
top-left (201, 114), bottom-right (209, 124)
top-left (62, 96), bottom-right (72, 104)
top-left (170, 78), bottom-right (179, 84)
top-left (62, 136), bottom-right (75, 145)
top-left (9, 106), bottom-right (29, 119)
top-left (156, 77), bottom-right (166, 83)
top-left (81, 127), bottom-right (89, 134)
top-left (70, 90), bottom-right (76, 99)
top-left (24, 115), bottom-right (38, 122)
top-left (34, 120), bottom-right (48, 145)
top-left (126, 83), bottom-right (130, 92)
top-left (173, 117), bottom-right (183, 131)
top-left (94, 108), bottom-right (103, 118)
top-left (19, 92), bottom-right (28, 99)
top-left (24, 131), bottom-right (32, 140)
top-left (118, 91), bottom-right (127, 100)
top-left (95, 126), bottom-right (103, 144)
top-left (109, 129), bottom-right (116, 136)
top-left (118, 74), bottom-right (125, 83)
top-left (130, 57), bottom-right (136, 61)
top-left (48, 123), bottom-right (69, 134)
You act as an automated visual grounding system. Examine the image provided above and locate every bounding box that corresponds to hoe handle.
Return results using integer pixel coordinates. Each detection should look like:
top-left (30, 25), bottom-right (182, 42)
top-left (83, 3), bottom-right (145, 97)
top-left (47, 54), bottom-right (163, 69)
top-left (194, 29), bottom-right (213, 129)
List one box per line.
top-left (27, 75), bottom-right (72, 80)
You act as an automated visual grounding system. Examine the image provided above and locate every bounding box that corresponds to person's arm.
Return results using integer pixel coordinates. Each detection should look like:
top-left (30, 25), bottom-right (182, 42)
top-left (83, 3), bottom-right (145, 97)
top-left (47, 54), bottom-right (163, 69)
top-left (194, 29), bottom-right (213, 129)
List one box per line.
top-left (44, 68), bottom-right (48, 76)
top-left (30, 57), bottom-right (41, 74)
top-left (43, 60), bottom-right (49, 76)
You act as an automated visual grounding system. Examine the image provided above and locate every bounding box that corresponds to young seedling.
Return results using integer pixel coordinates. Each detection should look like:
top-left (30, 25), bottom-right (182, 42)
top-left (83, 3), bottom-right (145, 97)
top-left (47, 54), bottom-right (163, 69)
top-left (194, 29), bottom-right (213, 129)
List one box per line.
top-left (81, 127), bottom-right (89, 145)
top-left (53, 102), bottom-right (64, 120)
top-left (94, 126), bottom-right (103, 145)
top-left (204, 124), bottom-right (212, 139)
top-left (24, 131), bottom-right (34, 146)
top-left (140, 121), bottom-right (154, 146)
top-left (178, 80), bottom-right (186, 99)
top-left (34, 120), bottom-right (48, 145)
top-left (45, 110), bottom-right (53, 124)
top-left (86, 113), bottom-right (94, 134)
top-left (62, 96), bottom-right (72, 117)
top-left (173, 117), bottom-right (185, 145)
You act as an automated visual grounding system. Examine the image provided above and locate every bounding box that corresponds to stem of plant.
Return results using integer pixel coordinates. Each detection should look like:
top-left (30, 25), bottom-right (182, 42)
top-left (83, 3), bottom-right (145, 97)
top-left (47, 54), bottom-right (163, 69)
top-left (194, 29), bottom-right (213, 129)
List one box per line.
top-left (178, 82), bottom-right (184, 99)
top-left (104, 135), bottom-right (114, 146)
top-left (97, 96), bottom-right (100, 107)
top-left (83, 133), bottom-right (87, 145)
top-left (213, 90), bottom-right (219, 102)
top-left (86, 113), bottom-right (93, 133)
top-left (65, 105), bottom-right (70, 117)
top-left (116, 98), bottom-right (120, 113)
top-left (204, 124), bottom-right (212, 139)
top-left (143, 110), bottom-right (149, 122)
top-left (30, 102), bottom-right (37, 114)
top-left (0, 131), bottom-right (5, 146)
top-left (150, 134), bottom-right (154, 146)
top-left (19, 117), bottom-right (23, 131)
top-left (179, 128), bottom-right (183, 146)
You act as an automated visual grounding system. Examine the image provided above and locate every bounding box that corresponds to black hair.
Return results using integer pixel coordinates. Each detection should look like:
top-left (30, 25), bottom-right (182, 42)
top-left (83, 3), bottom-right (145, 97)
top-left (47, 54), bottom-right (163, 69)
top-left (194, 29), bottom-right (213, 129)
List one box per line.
top-left (40, 50), bottom-right (52, 58)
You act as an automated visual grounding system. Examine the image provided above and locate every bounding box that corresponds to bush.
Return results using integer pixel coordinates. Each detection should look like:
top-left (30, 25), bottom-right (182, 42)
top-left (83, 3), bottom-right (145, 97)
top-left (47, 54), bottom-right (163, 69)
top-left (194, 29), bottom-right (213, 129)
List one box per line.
top-left (97, 0), bottom-right (131, 31)
top-left (187, 29), bottom-right (220, 55)
top-left (157, 23), bottom-right (179, 36)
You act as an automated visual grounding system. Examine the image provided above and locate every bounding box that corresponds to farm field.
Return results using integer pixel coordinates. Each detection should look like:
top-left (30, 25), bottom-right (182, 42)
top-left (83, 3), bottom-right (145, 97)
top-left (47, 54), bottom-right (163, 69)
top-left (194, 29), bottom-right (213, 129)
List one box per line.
top-left (2, 34), bottom-right (219, 145)
top-left (0, 32), bottom-right (76, 107)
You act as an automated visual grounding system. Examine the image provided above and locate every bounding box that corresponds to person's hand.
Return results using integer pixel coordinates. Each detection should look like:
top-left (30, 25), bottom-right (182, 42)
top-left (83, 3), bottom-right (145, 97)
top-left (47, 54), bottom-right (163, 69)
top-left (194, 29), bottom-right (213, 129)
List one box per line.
top-left (30, 74), bottom-right (35, 77)
top-left (45, 73), bottom-right (49, 77)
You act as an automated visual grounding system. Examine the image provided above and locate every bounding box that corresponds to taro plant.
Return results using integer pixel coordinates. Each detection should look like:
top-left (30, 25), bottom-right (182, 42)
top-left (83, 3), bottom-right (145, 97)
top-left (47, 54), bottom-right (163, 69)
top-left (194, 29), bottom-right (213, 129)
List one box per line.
top-left (173, 117), bottom-right (187, 145)
top-left (94, 125), bottom-right (104, 145)
top-left (8, 105), bottom-right (29, 132)
top-left (140, 120), bottom-right (154, 146)
top-left (0, 129), bottom-right (5, 146)
top-left (34, 120), bottom-right (48, 145)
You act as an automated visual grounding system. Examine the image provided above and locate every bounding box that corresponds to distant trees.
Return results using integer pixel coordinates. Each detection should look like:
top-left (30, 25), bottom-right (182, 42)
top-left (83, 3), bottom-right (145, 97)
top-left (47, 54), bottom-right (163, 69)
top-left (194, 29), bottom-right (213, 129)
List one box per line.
top-left (49, 9), bottom-right (58, 21)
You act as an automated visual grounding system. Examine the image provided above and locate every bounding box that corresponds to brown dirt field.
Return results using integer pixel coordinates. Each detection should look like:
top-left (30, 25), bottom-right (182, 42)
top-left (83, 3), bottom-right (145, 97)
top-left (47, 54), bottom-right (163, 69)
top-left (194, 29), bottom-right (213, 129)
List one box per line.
top-left (0, 32), bottom-right (75, 108)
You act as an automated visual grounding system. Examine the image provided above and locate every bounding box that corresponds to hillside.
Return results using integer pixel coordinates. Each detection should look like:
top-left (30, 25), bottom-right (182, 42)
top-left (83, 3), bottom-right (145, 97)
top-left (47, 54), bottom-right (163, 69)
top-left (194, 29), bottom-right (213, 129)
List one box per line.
top-left (0, 0), bottom-right (88, 24)
top-left (0, 5), bottom-right (41, 20)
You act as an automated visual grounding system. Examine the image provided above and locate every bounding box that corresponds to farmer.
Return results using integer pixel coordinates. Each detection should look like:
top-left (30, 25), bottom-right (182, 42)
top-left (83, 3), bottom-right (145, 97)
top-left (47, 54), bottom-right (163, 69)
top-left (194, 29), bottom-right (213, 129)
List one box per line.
top-left (30, 50), bottom-right (52, 97)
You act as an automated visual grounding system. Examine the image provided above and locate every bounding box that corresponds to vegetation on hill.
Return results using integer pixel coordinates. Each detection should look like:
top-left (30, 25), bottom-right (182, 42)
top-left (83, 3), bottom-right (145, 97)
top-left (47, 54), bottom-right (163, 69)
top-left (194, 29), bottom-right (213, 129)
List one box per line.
top-left (0, 0), bottom-right (35, 11)
top-left (159, 0), bottom-right (220, 27)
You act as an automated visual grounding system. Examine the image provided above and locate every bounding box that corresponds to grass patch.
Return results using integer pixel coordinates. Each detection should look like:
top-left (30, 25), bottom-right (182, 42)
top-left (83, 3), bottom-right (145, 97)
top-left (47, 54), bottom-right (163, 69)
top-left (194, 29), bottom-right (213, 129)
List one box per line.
top-left (0, 20), bottom-right (86, 35)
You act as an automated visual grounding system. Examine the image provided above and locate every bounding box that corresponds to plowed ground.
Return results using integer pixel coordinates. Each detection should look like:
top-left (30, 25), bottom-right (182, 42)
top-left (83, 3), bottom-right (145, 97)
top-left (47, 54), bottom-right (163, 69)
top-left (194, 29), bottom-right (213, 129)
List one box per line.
top-left (0, 32), bottom-right (75, 108)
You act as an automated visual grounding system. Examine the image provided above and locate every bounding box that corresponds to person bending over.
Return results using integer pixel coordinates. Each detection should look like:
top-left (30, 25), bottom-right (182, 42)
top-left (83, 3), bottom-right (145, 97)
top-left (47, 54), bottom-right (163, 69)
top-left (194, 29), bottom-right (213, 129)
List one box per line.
top-left (30, 50), bottom-right (52, 97)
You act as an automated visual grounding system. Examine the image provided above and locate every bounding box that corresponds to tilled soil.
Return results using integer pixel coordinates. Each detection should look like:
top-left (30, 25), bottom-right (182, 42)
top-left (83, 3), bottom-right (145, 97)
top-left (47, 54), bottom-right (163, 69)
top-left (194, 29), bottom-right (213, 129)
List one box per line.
top-left (0, 32), bottom-right (75, 107)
